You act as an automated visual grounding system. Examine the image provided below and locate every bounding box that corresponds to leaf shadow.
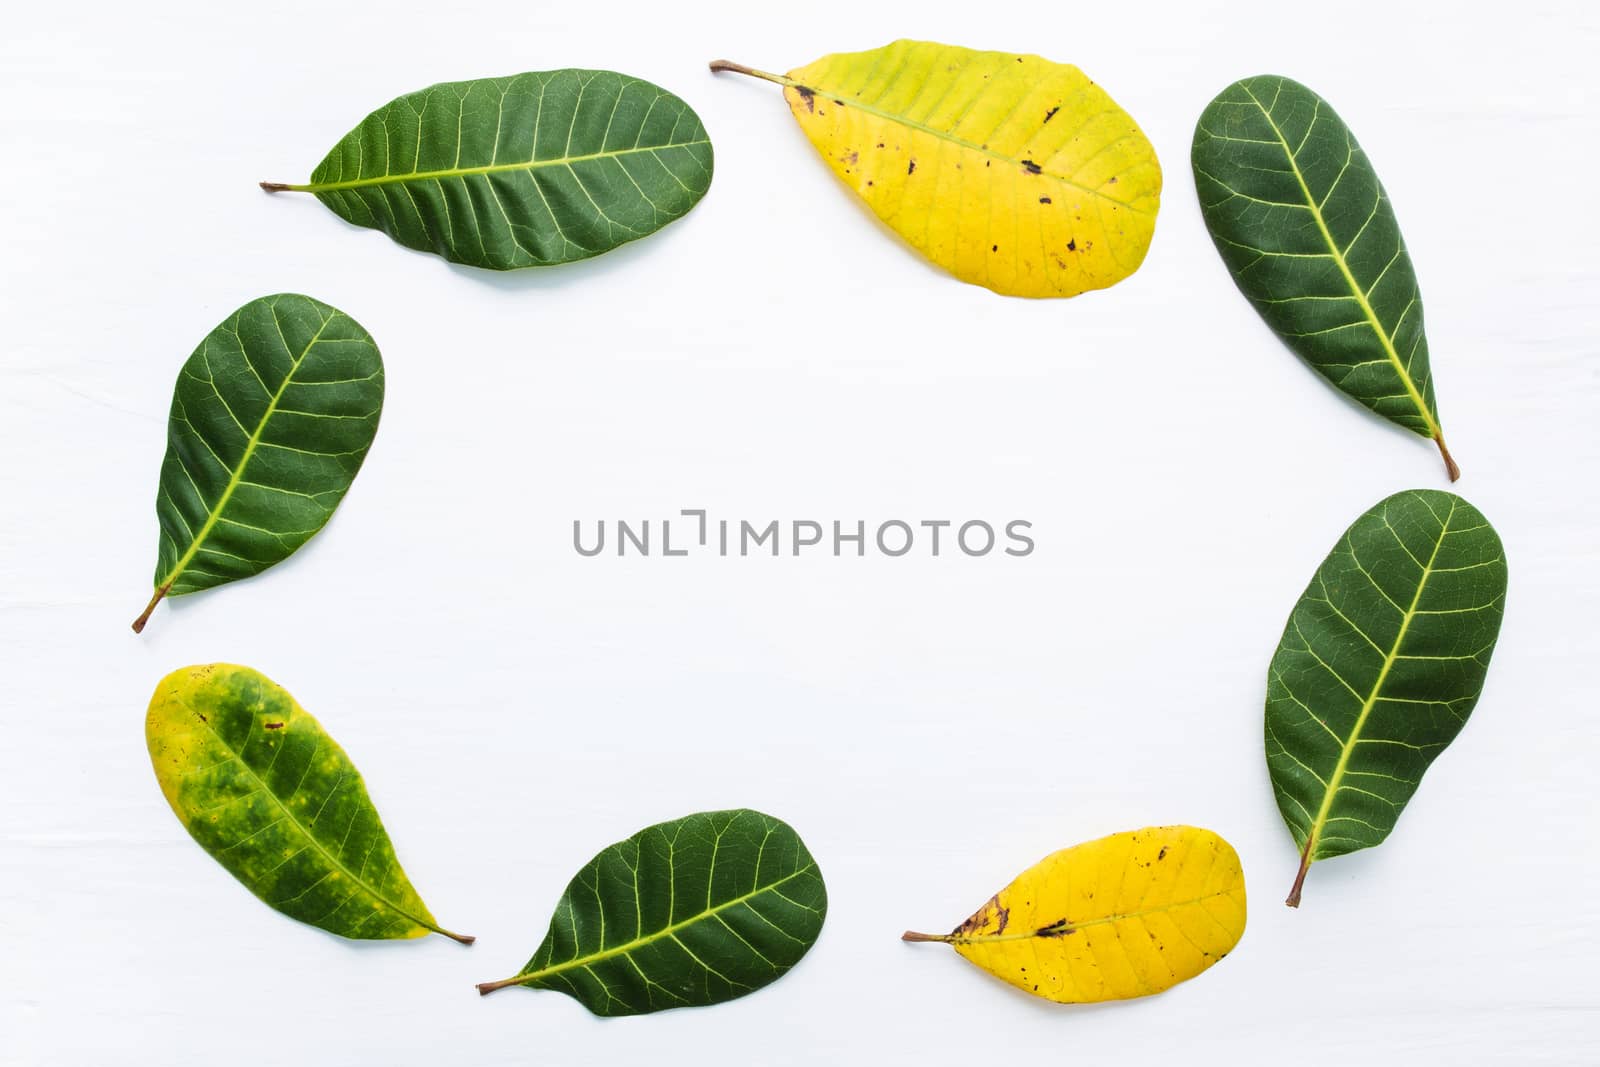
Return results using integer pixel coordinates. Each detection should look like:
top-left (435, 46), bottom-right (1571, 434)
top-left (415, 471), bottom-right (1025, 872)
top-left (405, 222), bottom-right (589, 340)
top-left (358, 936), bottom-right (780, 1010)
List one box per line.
top-left (139, 501), bottom-right (356, 633)
top-left (441, 225), bottom-right (687, 292)
top-left (944, 958), bottom-right (1169, 1018)
top-left (321, 928), bottom-right (471, 953)
top-left (261, 187), bottom-right (695, 293)
top-left (1214, 284), bottom-right (1447, 472)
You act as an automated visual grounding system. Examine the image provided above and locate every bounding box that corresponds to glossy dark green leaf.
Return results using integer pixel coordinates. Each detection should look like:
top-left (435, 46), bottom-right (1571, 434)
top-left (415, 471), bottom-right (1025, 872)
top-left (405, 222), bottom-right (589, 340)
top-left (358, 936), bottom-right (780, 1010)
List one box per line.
top-left (1267, 490), bottom-right (1507, 906)
top-left (146, 664), bottom-right (471, 943)
top-left (1192, 76), bottom-right (1459, 481)
top-left (133, 294), bottom-right (383, 633)
top-left (477, 809), bottom-right (826, 1015)
top-left (263, 70), bottom-right (714, 269)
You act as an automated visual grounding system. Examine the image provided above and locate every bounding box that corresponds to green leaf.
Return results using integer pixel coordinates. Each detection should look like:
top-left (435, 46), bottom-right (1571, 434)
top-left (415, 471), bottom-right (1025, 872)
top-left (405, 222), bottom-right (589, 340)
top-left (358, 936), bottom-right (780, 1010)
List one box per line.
top-left (1191, 76), bottom-right (1459, 481)
top-left (133, 294), bottom-right (383, 633)
top-left (477, 809), bottom-right (826, 1015)
top-left (262, 70), bottom-right (714, 270)
top-left (146, 664), bottom-right (471, 943)
top-left (1267, 490), bottom-right (1507, 907)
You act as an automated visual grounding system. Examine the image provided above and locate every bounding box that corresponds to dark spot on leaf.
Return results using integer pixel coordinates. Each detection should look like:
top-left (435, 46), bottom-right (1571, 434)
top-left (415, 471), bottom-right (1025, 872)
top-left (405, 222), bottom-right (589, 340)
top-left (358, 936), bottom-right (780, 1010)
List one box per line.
top-left (994, 906), bottom-right (1010, 934)
top-left (953, 895), bottom-right (1003, 937)
top-left (197, 713), bottom-right (207, 722)
top-left (1067, 239), bottom-right (1077, 251)
top-left (795, 87), bottom-right (815, 112)
top-left (876, 142), bottom-right (884, 148)
top-left (1036, 918), bottom-right (1075, 938)
top-left (833, 98), bottom-right (845, 107)
top-left (1158, 846), bottom-right (1168, 860)
top-left (1044, 106), bottom-right (1059, 123)
top-left (1021, 160), bottom-right (1042, 175)
top-left (907, 160), bottom-right (916, 175)
top-left (1108, 176), bottom-right (1118, 184)
top-left (1039, 196), bottom-right (1051, 204)
top-left (264, 721), bottom-right (284, 730)
top-left (992, 244), bottom-right (998, 252)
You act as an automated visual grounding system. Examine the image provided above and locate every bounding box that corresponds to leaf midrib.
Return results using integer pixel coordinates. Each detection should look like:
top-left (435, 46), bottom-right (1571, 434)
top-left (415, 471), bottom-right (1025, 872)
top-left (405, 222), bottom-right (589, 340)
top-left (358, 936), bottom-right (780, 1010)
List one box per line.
top-left (777, 69), bottom-right (1153, 216)
top-left (187, 694), bottom-right (451, 939)
top-left (513, 863), bottom-right (818, 986)
top-left (1239, 83), bottom-right (1438, 439)
top-left (1304, 498), bottom-right (1455, 858)
top-left (944, 889), bottom-right (1241, 945)
top-left (292, 140), bottom-right (712, 193)
top-left (158, 306), bottom-right (336, 592)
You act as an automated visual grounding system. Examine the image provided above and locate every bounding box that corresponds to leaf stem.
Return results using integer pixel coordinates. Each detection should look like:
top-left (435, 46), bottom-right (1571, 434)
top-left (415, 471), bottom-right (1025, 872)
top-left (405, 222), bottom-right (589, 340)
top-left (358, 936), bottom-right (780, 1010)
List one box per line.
top-left (1434, 432), bottom-right (1461, 482)
top-left (900, 930), bottom-right (951, 943)
top-left (708, 59), bottom-right (796, 88)
top-left (259, 181), bottom-right (306, 193)
top-left (437, 928), bottom-right (476, 945)
top-left (131, 584), bottom-right (170, 633)
top-left (1285, 837), bottom-right (1314, 908)
top-left (476, 975), bottom-right (531, 996)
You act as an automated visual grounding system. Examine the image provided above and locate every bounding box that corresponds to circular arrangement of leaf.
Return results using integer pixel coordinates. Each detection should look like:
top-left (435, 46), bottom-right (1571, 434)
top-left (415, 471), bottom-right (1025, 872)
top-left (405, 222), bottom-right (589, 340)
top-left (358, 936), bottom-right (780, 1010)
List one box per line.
top-left (116, 44), bottom-right (1518, 1024)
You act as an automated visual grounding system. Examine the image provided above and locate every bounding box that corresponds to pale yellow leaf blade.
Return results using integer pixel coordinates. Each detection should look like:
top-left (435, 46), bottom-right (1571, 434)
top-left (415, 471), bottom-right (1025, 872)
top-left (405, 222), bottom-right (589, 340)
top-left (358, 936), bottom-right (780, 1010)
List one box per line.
top-left (907, 826), bottom-right (1246, 1003)
top-left (725, 40), bottom-right (1161, 298)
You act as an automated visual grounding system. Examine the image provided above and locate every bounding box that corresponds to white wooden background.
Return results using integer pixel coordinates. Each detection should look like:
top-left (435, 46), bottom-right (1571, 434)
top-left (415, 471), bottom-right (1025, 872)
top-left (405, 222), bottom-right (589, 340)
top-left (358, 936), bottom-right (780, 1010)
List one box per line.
top-left (3, 1), bottom-right (1596, 1063)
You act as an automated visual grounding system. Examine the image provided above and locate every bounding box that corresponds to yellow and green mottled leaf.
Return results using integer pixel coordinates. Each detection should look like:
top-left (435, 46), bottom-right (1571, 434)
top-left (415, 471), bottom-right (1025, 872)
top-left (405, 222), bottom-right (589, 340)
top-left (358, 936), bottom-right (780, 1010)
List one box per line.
top-left (147, 664), bottom-right (470, 943)
top-left (713, 40), bottom-right (1161, 298)
top-left (904, 826), bottom-right (1245, 1002)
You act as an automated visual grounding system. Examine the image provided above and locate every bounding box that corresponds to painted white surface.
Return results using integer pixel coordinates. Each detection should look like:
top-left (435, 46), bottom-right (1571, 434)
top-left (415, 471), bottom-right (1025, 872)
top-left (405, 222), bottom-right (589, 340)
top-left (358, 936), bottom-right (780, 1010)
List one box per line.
top-left (3, 1), bottom-right (1597, 1063)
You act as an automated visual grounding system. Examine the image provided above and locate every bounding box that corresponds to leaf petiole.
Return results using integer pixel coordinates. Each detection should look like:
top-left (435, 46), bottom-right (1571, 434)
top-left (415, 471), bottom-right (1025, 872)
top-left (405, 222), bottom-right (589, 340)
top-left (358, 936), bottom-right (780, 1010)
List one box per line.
top-left (131, 583), bottom-right (169, 633)
top-left (707, 59), bottom-right (796, 87)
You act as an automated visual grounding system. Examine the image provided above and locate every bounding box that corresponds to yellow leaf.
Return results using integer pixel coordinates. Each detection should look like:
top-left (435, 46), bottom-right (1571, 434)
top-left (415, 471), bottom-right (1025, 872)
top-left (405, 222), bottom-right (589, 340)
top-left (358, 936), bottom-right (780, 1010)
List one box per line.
top-left (904, 826), bottom-right (1246, 1003)
top-left (712, 40), bottom-right (1161, 298)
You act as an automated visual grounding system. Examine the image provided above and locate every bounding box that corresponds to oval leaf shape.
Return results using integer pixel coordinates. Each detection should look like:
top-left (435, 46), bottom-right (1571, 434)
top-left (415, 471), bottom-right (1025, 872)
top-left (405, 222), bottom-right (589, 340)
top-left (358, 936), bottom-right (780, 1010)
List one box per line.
top-left (262, 71), bottom-right (714, 270)
top-left (1268, 490), bottom-right (1507, 906)
top-left (477, 809), bottom-right (826, 1015)
top-left (1192, 76), bottom-right (1458, 480)
top-left (712, 40), bottom-right (1161, 298)
top-left (146, 664), bottom-right (470, 943)
top-left (903, 826), bottom-right (1245, 1002)
top-left (133, 294), bottom-right (383, 633)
